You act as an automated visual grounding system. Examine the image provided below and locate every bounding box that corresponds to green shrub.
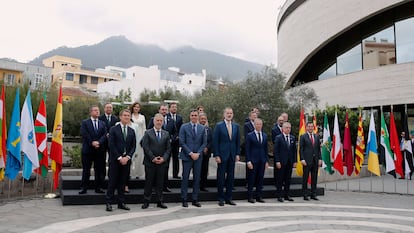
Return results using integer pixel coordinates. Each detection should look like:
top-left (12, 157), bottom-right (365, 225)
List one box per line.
top-left (64, 145), bottom-right (82, 168)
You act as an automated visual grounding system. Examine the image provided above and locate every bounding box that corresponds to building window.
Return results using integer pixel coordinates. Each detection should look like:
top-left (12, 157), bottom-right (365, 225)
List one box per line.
top-left (91, 76), bottom-right (99, 84)
top-left (395, 17), bottom-right (414, 64)
top-left (66, 73), bottom-right (74, 81)
top-left (362, 26), bottom-right (395, 69)
top-left (33, 73), bottom-right (43, 89)
top-left (4, 73), bottom-right (15, 86)
top-left (337, 43), bottom-right (362, 75)
top-left (318, 63), bottom-right (337, 80)
top-left (79, 75), bottom-right (87, 84)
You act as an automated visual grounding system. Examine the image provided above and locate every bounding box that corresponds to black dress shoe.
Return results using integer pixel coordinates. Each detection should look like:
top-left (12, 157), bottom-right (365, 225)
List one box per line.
top-left (311, 196), bottom-right (319, 201)
top-left (182, 201), bottom-right (188, 207)
top-left (218, 201), bottom-right (224, 206)
top-left (304, 196), bottom-right (310, 201)
top-left (173, 176), bottom-right (181, 179)
top-left (163, 187), bottom-right (172, 192)
top-left (141, 202), bottom-right (149, 209)
top-left (106, 203), bottom-right (112, 211)
top-left (157, 202), bottom-right (168, 209)
top-left (284, 196), bottom-right (294, 202)
top-left (95, 188), bottom-right (105, 194)
top-left (277, 197), bottom-right (284, 202)
top-left (192, 201), bottom-right (202, 207)
top-left (200, 187), bottom-right (209, 192)
top-left (118, 203), bottom-right (130, 210)
top-left (256, 198), bottom-right (265, 203)
top-left (78, 189), bottom-right (87, 194)
top-left (248, 198), bottom-right (255, 203)
top-left (225, 200), bottom-right (236, 206)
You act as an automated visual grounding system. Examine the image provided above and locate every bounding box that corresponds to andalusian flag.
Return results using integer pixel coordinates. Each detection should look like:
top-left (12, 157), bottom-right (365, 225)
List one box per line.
top-left (21, 90), bottom-right (39, 180)
top-left (332, 111), bottom-right (344, 175)
top-left (35, 94), bottom-right (48, 178)
top-left (343, 111), bottom-right (354, 176)
top-left (50, 86), bottom-right (63, 190)
top-left (389, 111), bottom-right (404, 178)
top-left (380, 111), bottom-right (395, 176)
top-left (366, 111), bottom-right (380, 176)
top-left (354, 111), bottom-right (365, 176)
top-left (296, 107), bottom-right (306, 176)
top-left (0, 86), bottom-right (6, 180)
top-left (321, 112), bottom-right (334, 174)
top-left (5, 89), bottom-right (21, 180)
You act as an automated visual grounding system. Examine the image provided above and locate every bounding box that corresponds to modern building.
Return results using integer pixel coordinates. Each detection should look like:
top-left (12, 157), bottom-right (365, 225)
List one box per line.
top-left (278, 0), bottom-right (414, 112)
top-left (0, 59), bottom-right (52, 89)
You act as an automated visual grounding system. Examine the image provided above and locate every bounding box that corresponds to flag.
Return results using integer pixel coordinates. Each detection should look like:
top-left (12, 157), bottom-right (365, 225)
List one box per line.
top-left (321, 112), bottom-right (334, 174)
top-left (296, 107), bottom-right (306, 176)
top-left (50, 86), bottom-right (63, 190)
top-left (402, 110), bottom-right (413, 178)
top-left (354, 111), bottom-right (365, 176)
top-left (343, 111), bottom-right (354, 176)
top-left (332, 111), bottom-right (344, 175)
top-left (35, 94), bottom-right (48, 178)
top-left (313, 111), bottom-right (318, 134)
top-left (366, 111), bottom-right (380, 176)
top-left (380, 111), bottom-right (395, 176)
top-left (0, 86), bottom-right (6, 180)
top-left (21, 90), bottom-right (39, 180)
top-left (389, 111), bottom-right (404, 178)
top-left (5, 89), bottom-right (21, 180)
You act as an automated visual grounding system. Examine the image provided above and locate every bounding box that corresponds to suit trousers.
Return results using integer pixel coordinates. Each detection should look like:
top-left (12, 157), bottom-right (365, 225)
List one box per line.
top-left (144, 164), bottom-right (166, 202)
top-left (200, 153), bottom-right (210, 189)
top-left (171, 141), bottom-right (180, 177)
top-left (181, 158), bottom-right (202, 201)
top-left (247, 161), bottom-right (266, 199)
top-left (105, 160), bottom-right (130, 204)
top-left (302, 157), bottom-right (318, 197)
top-left (217, 159), bottom-right (235, 202)
top-left (81, 151), bottom-right (106, 190)
top-left (274, 161), bottom-right (293, 198)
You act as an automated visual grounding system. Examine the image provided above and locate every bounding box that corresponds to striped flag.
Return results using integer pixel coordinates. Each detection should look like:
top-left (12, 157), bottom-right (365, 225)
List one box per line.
top-left (343, 111), bottom-right (354, 176)
top-left (21, 90), bottom-right (39, 180)
top-left (296, 107), bottom-right (306, 176)
top-left (35, 94), bottom-right (48, 178)
top-left (5, 89), bottom-right (21, 180)
top-left (332, 111), bottom-right (344, 175)
top-left (321, 112), bottom-right (334, 174)
top-left (313, 112), bottom-right (318, 134)
top-left (50, 86), bottom-right (63, 190)
top-left (380, 110), bottom-right (395, 176)
top-left (354, 111), bottom-right (365, 176)
top-left (0, 86), bottom-right (6, 180)
top-left (389, 111), bottom-right (404, 178)
top-left (366, 111), bottom-right (380, 176)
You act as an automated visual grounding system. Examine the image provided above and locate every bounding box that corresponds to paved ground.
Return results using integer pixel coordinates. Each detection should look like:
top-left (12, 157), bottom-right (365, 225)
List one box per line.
top-left (1, 189), bottom-right (414, 233)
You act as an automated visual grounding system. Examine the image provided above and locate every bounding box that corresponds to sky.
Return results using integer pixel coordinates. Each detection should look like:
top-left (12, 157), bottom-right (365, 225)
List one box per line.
top-left (1, 0), bottom-right (286, 65)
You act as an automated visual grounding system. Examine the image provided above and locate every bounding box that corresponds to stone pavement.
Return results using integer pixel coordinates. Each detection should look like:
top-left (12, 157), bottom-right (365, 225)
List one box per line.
top-left (1, 189), bottom-right (414, 233)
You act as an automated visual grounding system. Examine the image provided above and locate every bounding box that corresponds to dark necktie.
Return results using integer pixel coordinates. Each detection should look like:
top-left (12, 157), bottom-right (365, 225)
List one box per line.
top-left (310, 134), bottom-right (314, 145)
top-left (258, 132), bottom-right (262, 143)
top-left (286, 135), bottom-right (289, 147)
top-left (157, 130), bottom-right (161, 141)
top-left (123, 125), bottom-right (127, 141)
top-left (192, 124), bottom-right (196, 138)
top-left (107, 115), bottom-right (111, 124)
top-left (93, 119), bottom-right (98, 133)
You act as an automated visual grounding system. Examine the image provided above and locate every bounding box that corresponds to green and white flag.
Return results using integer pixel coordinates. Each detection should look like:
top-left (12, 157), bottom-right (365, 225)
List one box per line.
top-left (380, 111), bottom-right (395, 174)
top-left (322, 112), bottom-right (334, 174)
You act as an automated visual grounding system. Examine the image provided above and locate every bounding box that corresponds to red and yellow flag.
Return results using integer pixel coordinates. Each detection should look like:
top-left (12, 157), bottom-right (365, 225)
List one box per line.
top-left (35, 94), bottom-right (48, 178)
top-left (50, 86), bottom-right (63, 190)
top-left (296, 107), bottom-right (306, 176)
top-left (0, 86), bottom-right (6, 180)
top-left (313, 111), bottom-right (318, 134)
top-left (354, 111), bottom-right (365, 175)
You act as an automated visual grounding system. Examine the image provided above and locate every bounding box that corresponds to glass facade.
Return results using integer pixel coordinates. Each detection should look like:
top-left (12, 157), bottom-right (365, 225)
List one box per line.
top-left (395, 17), bottom-right (414, 64)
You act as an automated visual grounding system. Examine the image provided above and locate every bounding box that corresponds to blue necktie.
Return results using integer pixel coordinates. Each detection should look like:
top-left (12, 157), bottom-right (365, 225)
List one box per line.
top-left (157, 131), bottom-right (161, 141)
top-left (192, 124), bottom-right (196, 138)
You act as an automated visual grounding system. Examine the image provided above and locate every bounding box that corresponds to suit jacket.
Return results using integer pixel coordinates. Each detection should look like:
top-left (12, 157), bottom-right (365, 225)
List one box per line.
top-left (147, 115), bottom-right (175, 139)
top-left (244, 121), bottom-right (255, 139)
top-left (271, 124), bottom-right (282, 143)
top-left (167, 113), bottom-right (183, 142)
top-left (80, 118), bottom-right (107, 154)
top-left (274, 133), bottom-right (297, 165)
top-left (299, 133), bottom-right (321, 165)
top-left (98, 114), bottom-right (119, 131)
top-left (204, 126), bottom-right (213, 155)
top-left (213, 121), bottom-right (240, 162)
top-left (179, 123), bottom-right (207, 161)
top-left (142, 128), bottom-right (171, 166)
top-left (245, 131), bottom-right (268, 164)
top-left (108, 124), bottom-right (136, 163)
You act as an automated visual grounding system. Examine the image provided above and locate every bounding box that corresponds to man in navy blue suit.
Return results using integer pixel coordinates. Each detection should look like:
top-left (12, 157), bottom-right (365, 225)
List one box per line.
top-left (179, 110), bottom-right (207, 207)
top-left (271, 115), bottom-right (285, 144)
top-left (105, 109), bottom-right (136, 211)
top-left (213, 107), bottom-right (240, 206)
top-left (167, 102), bottom-right (183, 179)
top-left (98, 103), bottom-right (119, 176)
top-left (79, 105), bottom-right (107, 194)
top-left (245, 118), bottom-right (268, 203)
top-left (199, 112), bottom-right (213, 192)
top-left (274, 122), bottom-right (297, 202)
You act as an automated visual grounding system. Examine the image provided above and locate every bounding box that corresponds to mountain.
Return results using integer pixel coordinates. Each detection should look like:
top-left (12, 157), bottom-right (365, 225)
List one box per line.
top-left (30, 36), bottom-right (263, 81)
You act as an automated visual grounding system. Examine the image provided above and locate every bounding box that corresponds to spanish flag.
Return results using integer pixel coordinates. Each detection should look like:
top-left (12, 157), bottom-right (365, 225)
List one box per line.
top-left (296, 108), bottom-right (306, 176)
top-left (50, 86), bottom-right (63, 190)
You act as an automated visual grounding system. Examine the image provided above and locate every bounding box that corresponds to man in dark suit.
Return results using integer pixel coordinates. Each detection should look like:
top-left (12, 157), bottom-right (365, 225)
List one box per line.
top-left (274, 122), bottom-right (297, 202)
top-left (245, 118), bottom-right (268, 203)
top-left (147, 104), bottom-right (175, 192)
top-left (299, 122), bottom-right (322, 201)
top-left (141, 113), bottom-right (171, 209)
top-left (167, 102), bottom-right (183, 179)
top-left (213, 107), bottom-right (240, 206)
top-left (244, 111), bottom-right (256, 139)
top-left (98, 103), bottom-right (119, 177)
top-left (179, 110), bottom-right (207, 207)
top-left (105, 109), bottom-right (136, 211)
top-left (271, 116), bottom-right (285, 144)
top-left (199, 112), bottom-right (212, 192)
top-left (79, 105), bottom-right (107, 194)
